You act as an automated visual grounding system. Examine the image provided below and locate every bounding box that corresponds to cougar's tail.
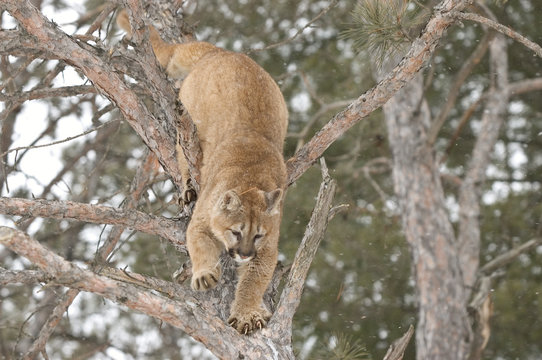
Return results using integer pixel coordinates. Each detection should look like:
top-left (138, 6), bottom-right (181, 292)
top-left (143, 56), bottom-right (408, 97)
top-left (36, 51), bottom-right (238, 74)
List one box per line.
top-left (116, 10), bottom-right (218, 79)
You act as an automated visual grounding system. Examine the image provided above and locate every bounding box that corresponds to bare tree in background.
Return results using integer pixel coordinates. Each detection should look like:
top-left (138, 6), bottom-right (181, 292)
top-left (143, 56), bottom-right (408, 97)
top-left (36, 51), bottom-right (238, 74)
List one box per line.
top-left (1, 0), bottom-right (541, 359)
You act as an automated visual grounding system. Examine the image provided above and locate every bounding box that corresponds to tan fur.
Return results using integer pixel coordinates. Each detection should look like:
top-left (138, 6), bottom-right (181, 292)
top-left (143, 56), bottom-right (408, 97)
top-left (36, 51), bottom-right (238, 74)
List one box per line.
top-left (117, 11), bottom-right (288, 334)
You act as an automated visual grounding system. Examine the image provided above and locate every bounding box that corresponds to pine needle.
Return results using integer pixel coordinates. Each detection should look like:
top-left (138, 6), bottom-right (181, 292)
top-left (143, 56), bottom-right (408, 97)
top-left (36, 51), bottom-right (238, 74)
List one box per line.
top-left (341, 0), bottom-right (429, 68)
top-left (316, 332), bottom-right (371, 360)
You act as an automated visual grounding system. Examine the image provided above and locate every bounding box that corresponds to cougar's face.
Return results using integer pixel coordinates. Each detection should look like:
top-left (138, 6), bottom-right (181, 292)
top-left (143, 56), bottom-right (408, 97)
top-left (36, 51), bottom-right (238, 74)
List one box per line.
top-left (210, 188), bottom-right (282, 264)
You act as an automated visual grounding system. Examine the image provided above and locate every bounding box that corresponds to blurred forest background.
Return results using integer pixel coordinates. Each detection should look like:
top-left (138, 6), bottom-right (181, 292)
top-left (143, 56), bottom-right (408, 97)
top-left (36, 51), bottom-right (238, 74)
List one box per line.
top-left (1, 0), bottom-right (542, 359)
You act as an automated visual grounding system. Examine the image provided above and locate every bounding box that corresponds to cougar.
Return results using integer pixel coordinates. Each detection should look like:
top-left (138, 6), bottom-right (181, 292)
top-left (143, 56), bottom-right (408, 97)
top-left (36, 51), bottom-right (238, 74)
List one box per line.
top-left (117, 11), bottom-right (288, 334)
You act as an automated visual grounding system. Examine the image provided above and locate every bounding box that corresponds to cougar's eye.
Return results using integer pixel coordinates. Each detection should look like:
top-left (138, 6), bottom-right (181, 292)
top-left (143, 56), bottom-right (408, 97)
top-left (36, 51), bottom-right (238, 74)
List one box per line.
top-left (253, 234), bottom-right (263, 242)
top-left (231, 230), bottom-right (242, 240)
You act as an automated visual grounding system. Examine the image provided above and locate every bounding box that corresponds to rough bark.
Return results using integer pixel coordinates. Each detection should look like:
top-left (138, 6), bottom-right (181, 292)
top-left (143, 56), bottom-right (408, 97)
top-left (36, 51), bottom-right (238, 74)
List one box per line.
top-left (379, 62), bottom-right (470, 360)
top-left (0, 196), bottom-right (186, 249)
top-left (271, 160), bottom-right (336, 337)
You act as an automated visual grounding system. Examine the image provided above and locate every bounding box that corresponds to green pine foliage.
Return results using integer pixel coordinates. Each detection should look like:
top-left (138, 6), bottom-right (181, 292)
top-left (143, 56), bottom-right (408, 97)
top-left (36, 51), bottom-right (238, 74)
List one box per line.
top-left (316, 332), bottom-right (371, 360)
top-left (341, 0), bottom-right (429, 67)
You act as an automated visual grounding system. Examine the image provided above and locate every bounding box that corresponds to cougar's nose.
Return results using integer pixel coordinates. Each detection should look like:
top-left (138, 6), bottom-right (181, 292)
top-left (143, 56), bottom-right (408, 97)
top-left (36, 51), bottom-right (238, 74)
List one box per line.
top-left (238, 250), bottom-right (255, 260)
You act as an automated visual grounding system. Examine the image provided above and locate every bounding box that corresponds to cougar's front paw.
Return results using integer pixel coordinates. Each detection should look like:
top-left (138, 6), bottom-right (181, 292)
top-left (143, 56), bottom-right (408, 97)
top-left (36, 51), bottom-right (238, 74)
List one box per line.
top-left (191, 268), bottom-right (220, 290)
top-left (228, 306), bottom-right (272, 335)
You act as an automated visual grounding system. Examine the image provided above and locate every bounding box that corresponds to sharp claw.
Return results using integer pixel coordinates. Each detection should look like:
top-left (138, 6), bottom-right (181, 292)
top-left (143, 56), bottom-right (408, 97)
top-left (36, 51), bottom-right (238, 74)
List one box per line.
top-left (257, 321), bottom-right (262, 330)
top-left (243, 324), bottom-right (249, 335)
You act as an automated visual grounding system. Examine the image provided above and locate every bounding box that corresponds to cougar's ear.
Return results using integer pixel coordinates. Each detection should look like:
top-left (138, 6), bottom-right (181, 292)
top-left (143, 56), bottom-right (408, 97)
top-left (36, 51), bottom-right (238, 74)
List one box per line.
top-left (218, 190), bottom-right (242, 212)
top-left (265, 188), bottom-right (283, 215)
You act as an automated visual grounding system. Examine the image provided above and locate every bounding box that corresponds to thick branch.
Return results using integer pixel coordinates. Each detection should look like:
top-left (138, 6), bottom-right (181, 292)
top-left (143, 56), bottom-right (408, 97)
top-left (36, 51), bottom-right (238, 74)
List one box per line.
top-left (285, 0), bottom-right (471, 185)
top-left (0, 267), bottom-right (51, 285)
top-left (0, 227), bottom-right (238, 359)
top-left (0, 197), bottom-right (185, 248)
top-left (176, 111), bottom-right (202, 191)
top-left (0, 29), bottom-right (50, 58)
top-left (121, 1), bottom-right (203, 191)
top-left (0, 227), bottom-right (295, 359)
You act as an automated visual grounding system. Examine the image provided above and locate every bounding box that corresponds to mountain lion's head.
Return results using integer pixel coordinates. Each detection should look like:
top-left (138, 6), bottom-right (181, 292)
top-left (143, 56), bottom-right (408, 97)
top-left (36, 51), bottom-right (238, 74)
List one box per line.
top-left (210, 188), bottom-right (283, 263)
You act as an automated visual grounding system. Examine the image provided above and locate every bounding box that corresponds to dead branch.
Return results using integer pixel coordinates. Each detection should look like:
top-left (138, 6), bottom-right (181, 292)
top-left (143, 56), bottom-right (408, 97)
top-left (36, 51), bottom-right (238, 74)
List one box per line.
top-left (453, 11), bottom-right (542, 58)
top-left (0, 197), bottom-right (186, 248)
top-left (383, 325), bottom-right (415, 360)
top-left (272, 158), bottom-right (336, 334)
top-left (478, 238), bottom-right (542, 276)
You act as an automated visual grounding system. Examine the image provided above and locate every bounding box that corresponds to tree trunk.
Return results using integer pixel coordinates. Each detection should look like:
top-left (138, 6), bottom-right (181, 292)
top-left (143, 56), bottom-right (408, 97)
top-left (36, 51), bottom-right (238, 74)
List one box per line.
top-left (379, 60), bottom-right (471, 359)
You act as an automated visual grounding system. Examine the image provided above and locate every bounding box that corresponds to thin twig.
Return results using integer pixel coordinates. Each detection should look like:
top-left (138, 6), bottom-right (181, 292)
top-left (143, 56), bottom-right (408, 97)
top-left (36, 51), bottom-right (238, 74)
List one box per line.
top-left (0, 119), bottom-right (118, 159)
top-left (0, 85), bottom-right (96, 103)
top-left (428, 31), bottom-right (492, 144)
top-left (246, 0), bottom-right (339, 54)
top-left (453, 11), bottom-right (542, 58)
